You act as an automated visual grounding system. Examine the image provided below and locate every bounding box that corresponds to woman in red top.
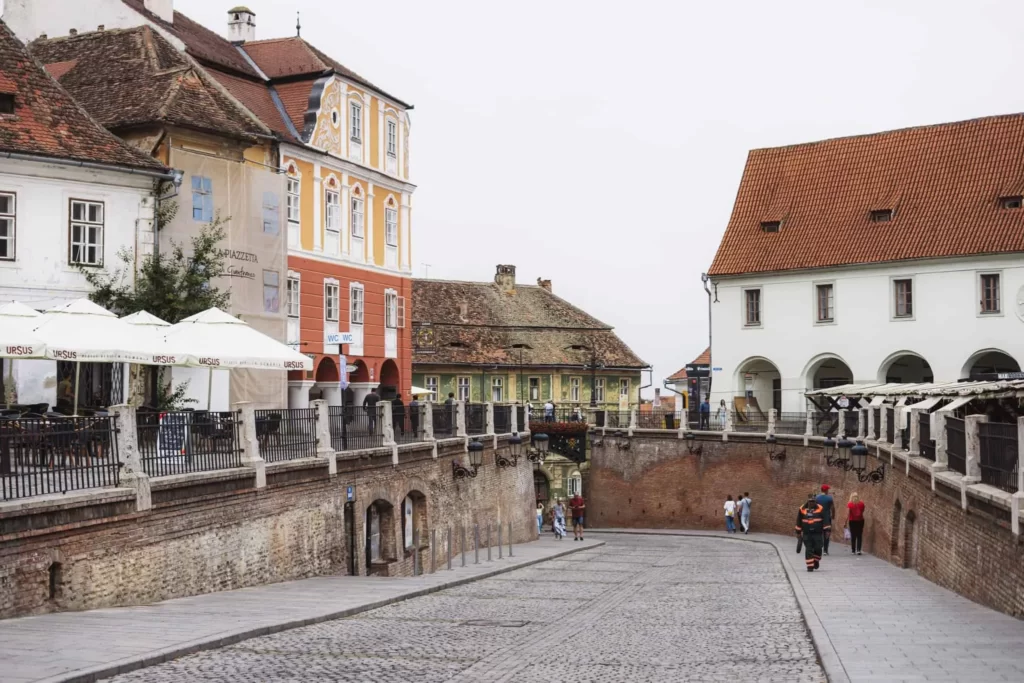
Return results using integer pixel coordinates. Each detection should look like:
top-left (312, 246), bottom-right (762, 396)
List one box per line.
top-left (846, 492), bottom-right (866, 555)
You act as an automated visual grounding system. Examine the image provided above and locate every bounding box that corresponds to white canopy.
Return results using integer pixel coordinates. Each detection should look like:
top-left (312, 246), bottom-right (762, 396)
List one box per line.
top-left (0, 301), bottom-right (46, 358)
top-left (31, 299), bottom-right (157, 364)
top-left (163, 308), bottom-right (312, 370)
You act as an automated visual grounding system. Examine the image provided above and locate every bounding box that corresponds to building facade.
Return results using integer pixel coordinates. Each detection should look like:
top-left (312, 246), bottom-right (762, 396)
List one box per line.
top-left (706, 115), bottom-right (1024, 416)
top-left (665, 347), bottom-right (709, 423)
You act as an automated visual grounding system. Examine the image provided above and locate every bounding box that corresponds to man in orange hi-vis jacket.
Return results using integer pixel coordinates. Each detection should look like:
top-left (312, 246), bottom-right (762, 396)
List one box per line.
top-left (796, 492), bottom-right (829, 572)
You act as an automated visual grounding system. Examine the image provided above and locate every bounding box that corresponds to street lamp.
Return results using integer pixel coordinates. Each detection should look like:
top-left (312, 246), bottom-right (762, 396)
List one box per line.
top-left (528, 432), bottom-right (549, 470)
top-left (851, 441), bottom-right (886, 483)
top-left (684, 431), bottom-right (702, 456)
top-left (766, 434), bottom-right (786, 461)
top-left (497, 433), bottom-right (522, 468)
top-left (453, 439), bottom-right (484, 479)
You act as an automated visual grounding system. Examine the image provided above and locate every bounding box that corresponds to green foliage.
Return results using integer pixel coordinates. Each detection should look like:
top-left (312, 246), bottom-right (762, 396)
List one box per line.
top-left (154, 377), bottom-right (198, 411)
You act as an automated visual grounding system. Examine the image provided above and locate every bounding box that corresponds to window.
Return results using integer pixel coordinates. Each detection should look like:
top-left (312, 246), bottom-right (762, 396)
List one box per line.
top-left (350, 284), bottom-right (364, 324)
top-left (191, 176), bottom-right (213, 222)
top-left (457, 376), bottom-right (470, 402)
top-left (594, 378), bottom-right (605, 403)
top-left (331, 109), bottom-right (339, 126)
top-left (262, 270), bottom-right (280, 313)
top-left (262, 191), bottom-right (279, 234)
top-left (529, 377), bottom-right (540, 401)
top-left (386, 119), bottom-right (397, 157)
top-left (568, 473), bottom-right (582, 496)
top-left (385, 207), bottom-right (398, 246)
top-left (570, 377), bottom-right (581, 402)
top-left (286, 276), bottom-right (300, 317)
top-left (1000, 195), bottom-right (1022, 210)
top-left (325, 282), bottom-right (340, 321)
top-left (351, 195), bottom-right (365, 238)
top-left (894, 279), bottom-right (912, 318)
top-left (0, 192), bottom-right (14, 260)
top-left (619, 379), bottom-right (629, 398)
top-left (349, 101), bottom-right (362, 141)
top-left (385, 290), bottom-right (398, 328)
top-left (980, 273), bottom-right (1001, 314)
top-left (69, 199), bottom-right (104, 266)
top-left (425, 376), bottom-right (439, 402)
top-left (325, 189), bottom-right (340, 232)
top-left (870, 209), bottom-right (893, 222)
top-left (760, 221), bottom-right (780, 233)
top-left (286, 176), bottom-right (300, 223)
top-left (816, 283), bottom-right (834, 323)
top-left (744, 288), bottom-right (761, 326)
top-left (491, 377), bottom-right (504, 403)
top-left (0, 93), bottom-right (14, 114)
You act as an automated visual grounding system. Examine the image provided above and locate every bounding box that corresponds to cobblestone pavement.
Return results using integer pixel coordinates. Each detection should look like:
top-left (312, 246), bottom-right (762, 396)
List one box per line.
top-left (102, 535), bottom-right (824, 682)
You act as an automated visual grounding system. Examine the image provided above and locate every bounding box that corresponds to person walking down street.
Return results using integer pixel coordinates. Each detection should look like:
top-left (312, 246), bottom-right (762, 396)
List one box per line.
top-left (544, 399), bottom-right (555, 422)
top-left (699, 397), bottom-right (711, 430)
top-left (739, 492), bottom-right (752, 534)
top-left (552, 498), bottom-right (566, 539)
top-left (570, 494), bottom-right (586, 541)
top-left (363, 388), bottom-right (381, 434)
top-left (846, 492), bottom-right (866, 555)
top-left (392, 393), bottom-right (406, 437)
top-left (796, 492), bottom-right (829, 572)
top-left (716, 399), bottom-right (727, 429)
top-left (408, 394), bottom-right (421, 439)
top-left (816, 484), bottom-right (836, 555)
top-left (536, 503), bottom-right (544, 534)
top-left (724, 495), bottom-right (737, 533)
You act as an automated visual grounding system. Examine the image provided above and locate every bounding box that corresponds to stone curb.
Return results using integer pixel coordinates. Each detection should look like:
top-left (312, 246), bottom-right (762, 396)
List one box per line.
top-left (34, 540), bottom-right (605, 683)
top-left (587, 529), bottom-right (850, 683)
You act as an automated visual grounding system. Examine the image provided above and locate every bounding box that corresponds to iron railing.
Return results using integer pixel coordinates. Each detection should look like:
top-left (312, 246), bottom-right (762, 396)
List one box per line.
top-left (330, 405), bottom-right (385, 451)
top-left (393, 403), bottom-right (426, 444)
top-left (515, 405), bottom-right (526, 432)
top-left (254, 408), bottom-right (318, 462)
top-left (1, 414), bottom-right (120, 501)
top-left (466, 403), bottom-right (487, 436)
top-left (946, 417), bottom-right (966, 475)
top-left (872, 408), bottom-right (880, 440)
top-left (978, 422), bottom-right (1018, 493)
top-left (636, 410), bottom-right (678, 430)
top-left (811, 412), bottom-right (839, 437)
top-left (886, 410), bottom-right (895, 444)
top-left (431, 402), bottom-right (457, 439)
top-left (919, 412), bottom-right (935, 461)
top-left (900, 417), bottom-right (909, 451)
top-left (137, 410), bottom-right (241, 476)
top-left (733, 410), bottom-right (769, 433)
top-left (844, 410), bottom-right (859, 437)
top-left (605, 410), bottom-right (632, 429)
top-left (775, 412), bottom-right (805, 435)
top-left (493, 405), bottom-right (512, 434)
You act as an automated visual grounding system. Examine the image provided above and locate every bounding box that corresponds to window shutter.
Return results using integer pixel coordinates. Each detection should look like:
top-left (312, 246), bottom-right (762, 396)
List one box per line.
top-left (397, 296), bottom-right (406, 328)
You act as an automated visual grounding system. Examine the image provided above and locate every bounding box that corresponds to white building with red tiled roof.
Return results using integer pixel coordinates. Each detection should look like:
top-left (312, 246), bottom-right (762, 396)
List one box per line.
top-left (707, 115), bottom-right (1024, 415)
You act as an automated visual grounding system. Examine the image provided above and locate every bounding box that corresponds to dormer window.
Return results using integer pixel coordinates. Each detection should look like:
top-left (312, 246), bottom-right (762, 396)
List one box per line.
top-left (760, 221), bottom-right (780, 233)
top-left (511, 343), bottom-right (533, 350)
top-left (448, 341), bottom-right (467, 348)
top-left (0, 94), bottom-right (14, 115)
top-left (999, 195), bottom-right (1022, 210)
top-left (870, 209), bottom-right (893, 222)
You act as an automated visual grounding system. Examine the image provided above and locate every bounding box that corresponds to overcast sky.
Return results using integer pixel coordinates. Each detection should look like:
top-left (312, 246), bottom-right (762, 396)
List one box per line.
top-left (180, 0), bottom-right (1024, 395)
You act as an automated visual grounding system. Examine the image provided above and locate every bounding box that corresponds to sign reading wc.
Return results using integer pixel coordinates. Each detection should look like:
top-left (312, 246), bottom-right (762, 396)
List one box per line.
top-left (325, 332), bottom-right (355, 345)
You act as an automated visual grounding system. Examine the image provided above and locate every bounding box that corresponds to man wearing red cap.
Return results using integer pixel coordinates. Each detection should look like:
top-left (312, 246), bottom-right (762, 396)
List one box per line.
top-left (816, 484), bottom-right (836, 555)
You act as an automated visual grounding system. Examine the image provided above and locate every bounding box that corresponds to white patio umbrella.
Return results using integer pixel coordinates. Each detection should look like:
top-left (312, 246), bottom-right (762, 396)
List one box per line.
top-left (0, 302), bottom-right (46, 407)
top-left (163, 308), bottom-right (312, 409)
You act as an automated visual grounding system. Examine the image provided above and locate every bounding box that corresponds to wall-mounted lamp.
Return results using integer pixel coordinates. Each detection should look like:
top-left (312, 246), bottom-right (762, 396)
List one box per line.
top-left (528, 432), bottom-right (549, 470)
top-left (453, 439), bottom-right (484, 479)
top-left (766, 434), bottom-right (786, 461)
top-left (684, 431), bottom-right (703, 456)
top-left (613, 430), bottom-right (630, 450)
top-left (851, 441), bottom-right (885, 484)
top-left (496, 434), bottom-right (521, 468)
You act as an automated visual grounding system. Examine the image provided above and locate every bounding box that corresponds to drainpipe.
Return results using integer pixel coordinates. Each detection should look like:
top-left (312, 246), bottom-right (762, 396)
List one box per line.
top-left (701, 273), bottom-right (714, 401)
top-left (638, 366), bottom-right (652, 407)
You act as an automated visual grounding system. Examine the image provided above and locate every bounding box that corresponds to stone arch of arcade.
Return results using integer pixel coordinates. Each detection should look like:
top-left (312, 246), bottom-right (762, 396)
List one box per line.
top-left (877, 351), bottom-right (933, 384)
top-left (961, 348), bottom-right (1021, 380)
top-left (733, 356), bottom-right (782, 420)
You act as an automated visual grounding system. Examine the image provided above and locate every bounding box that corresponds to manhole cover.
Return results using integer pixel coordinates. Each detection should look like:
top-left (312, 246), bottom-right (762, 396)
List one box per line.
top-left (460, 619), bottom-right (529, 628)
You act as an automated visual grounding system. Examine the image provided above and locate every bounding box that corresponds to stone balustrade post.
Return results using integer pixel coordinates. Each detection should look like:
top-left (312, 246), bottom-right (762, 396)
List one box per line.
top-left (963, 414), bottom-right (987, 510)
top-left (510, 402), bottom-right (518, 434)
top-left (456, 401), bottom-right (467, 439)
top-left (805, 409), bottom-right (814, 437)
top-left (1013, 417), bottom-right (1024, 536)
top-left (111, 404), bottom-right (151, 511)
top-left (485, 402), bottom-right (496, 449)
top-left (909, 408), bottom-right (922, 456)
top-left (768, 409), bottom-right (777, 436)
top-left (423, 401), bottom-right (437, 459)
top-left (724, 405), bottom-right (733, 432)
top-left (629, 407), bottom-right (638, 431)
top-left (933, 410), bottom-right (949, 469)
top-left (838, 409), bottom-right (848, 438)
top-left (382, 400), bottom-right (397, 465)
top-left (858, 409), bottom-right (866, 440)
top-left (233, 401), bottom-right (266, 489)
top-left (312, 399), bottom-right (336, 476)
top-left (880, 406), bottom-right (889, 444)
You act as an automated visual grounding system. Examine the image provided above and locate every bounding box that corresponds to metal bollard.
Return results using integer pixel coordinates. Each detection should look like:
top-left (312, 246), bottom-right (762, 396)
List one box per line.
top-left (474, 524), bottom-right (480, 564)
top-left (461, 526), bottom-right (467, 567)
top-left (413, 530), bottom-right (420, 576)
top-left (431, 528), bottom-right (436, 574)
top-left (498, 522), bottom-right (503, 559)
top-left (508, 521), bottom-right (513, 557)
top-left (447, 526), bottom-right (452, 570)
top-left (487, 524), bottom-right (492, 561)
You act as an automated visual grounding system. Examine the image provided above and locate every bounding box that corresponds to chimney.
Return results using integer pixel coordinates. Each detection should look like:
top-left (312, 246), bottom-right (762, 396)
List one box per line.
top-left (228, 6), bottom-right (257, 43)
top-left (68, 28), bottom-right (77, 36)
top-left (144, 0), bottom-right (175, 23)
top-left (537, 278), bottom-right (552, 292)
top-left (494, 264), bottom-right (516, 294)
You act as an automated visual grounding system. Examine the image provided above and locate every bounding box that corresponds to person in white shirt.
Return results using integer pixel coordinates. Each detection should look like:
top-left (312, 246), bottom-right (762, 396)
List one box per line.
top-left (544, 400), bottom-right (555, 422)
top-left (724, 495), bottom-right (737, 533)
top-left (739, 493), bottom-right (752, 534)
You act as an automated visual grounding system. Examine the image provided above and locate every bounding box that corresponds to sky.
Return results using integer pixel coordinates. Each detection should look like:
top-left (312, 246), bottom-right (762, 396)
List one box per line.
top-left (178, 0), bottom-right (1024, 395)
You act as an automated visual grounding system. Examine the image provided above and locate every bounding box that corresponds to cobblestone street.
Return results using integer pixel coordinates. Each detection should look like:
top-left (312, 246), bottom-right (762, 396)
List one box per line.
top-left (102, 535), bottom-right (823, 682)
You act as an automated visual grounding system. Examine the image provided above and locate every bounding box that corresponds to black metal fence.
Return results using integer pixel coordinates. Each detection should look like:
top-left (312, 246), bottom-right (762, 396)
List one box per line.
top-left (872, 408), bottom-right (880, 440)
top-left (886, 410), bottom-right (895, 444)
top-left (946, 417), bottom-right (966, 475)
top-left (254, 408), bottom-right (318, 462)
top-left (605, 410), bottom-right (631, 429)
top-left (515, 405), bottom-right (526, 432)
top-left (919, 412), bottom-right (935, 461)
top-left (733, 410), bottom-right (769, 433)
top-left (493, 405), bottom-right (512, 434)
top-left (393, 404), bottom-right (426, 444)
top-left (431, 402), bottom-right (457, 439)
top-left (636, 410), bottom-right (678, 430)
top-left (137, 410), bottom-right (241, 476)
top-left (1, 414), bottom-right (120, 501)
top-left (466, 403), bottom-right (487, 436)
top-left (330, 405), bottom-right (385, 451)
top-left (811, 412), bottom-right (839, 437)
top-left (776, 412), bottom-right (807, 435)
top-left (900, 416), bottom-right (909, 451)
top-left (844, 410), bottom-right (859, 437)
top-left (978, 422), bottom-right (1018, 493)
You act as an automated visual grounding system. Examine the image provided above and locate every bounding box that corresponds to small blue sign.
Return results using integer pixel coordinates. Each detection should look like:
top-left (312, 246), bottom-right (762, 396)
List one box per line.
top-left (346, 485), bottom-right (354, 501)
top-left (713, 367), bottom-right (723, 372)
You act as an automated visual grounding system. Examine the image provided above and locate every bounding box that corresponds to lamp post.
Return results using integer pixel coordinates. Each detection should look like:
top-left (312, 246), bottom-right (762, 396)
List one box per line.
top-left (453, 439), bottom-right (484, 479)
top-left (766, 434), bottom-right (786, 461)
top-left (529, 432), bottom-right (549, 470)
top-left (497, 433), bottom-right (522, 468)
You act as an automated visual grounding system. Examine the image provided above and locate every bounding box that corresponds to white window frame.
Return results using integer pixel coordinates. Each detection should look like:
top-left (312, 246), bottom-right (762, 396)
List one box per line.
top-left (619, 378), bottom-right (630, 398)
top-left (351, 194), bottom-right (365, 239)
top-left (890, 275), bottom-right (915, 321)
top-left (286, 176), bottom-right (300, 223)
top-left (385, 289), bottom-right (398, 329)
top-left (977, 270), bottom-right (1003, 317)
top-left (325, 187), bottom-right (340, 233)
top-left (528, 376), bottom-right (541, 402)
top-left (425, 376), bottom-right (439, 402)
top-left (595, 378), bottom-right (606, 403)
top-left (568, 472), bottom-right (582, 496)
top-left (350, 282), bottom-right (365, 325)
top-left (570, 376), bottom-right (581, 402)
top-left (491, 377), bottom-right (504, 403)
top-left (191, 176), bottom-right (213, 223)
top-left (386, 118), bottom-right (398, 158)
top-left (324, 281), bottom-right (340, 322)
top-left (742, 287), bottom-right (763, 328)
top-left (0, 192), bottom-right (15, 261)
top-left (68, 199), bottom-right (104, 266)
top-left (457, 376), bottom-right (471, 402)
top-left (813, 280), bottom-right (836, 325)
top-left (349, 100), bottom-right (362, 142)
top-left (286, 275), bottom-right (300, 318)
top-left (385, 206), bottom-right (398, 247)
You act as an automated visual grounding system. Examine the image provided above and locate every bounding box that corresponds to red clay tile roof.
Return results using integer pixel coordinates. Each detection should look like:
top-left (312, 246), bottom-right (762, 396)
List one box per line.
top-left (273, 78), bottom-right (318, 136)
top-left (667, 347), bottom-right (710, 381)
top-left (708, 114), bottom-right (1024, 277)
top-left (207, 67), bottom-right (297, 142)
top-left (0, 22), bottom-right (164, 171)
top-left (29, 27), bottom-right (268, 142)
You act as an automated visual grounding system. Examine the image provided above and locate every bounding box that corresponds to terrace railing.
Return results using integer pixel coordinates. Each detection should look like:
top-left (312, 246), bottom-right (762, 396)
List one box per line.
top-left (466, 403), bottom-right (487, 436)
top-left (872, 408), bottom-right (880, 440)
top-left (844, 410), bottom-right (859, 437)
top-left (1, 414), bottom-right (120, 501)
top-left (636, 409), bottom-right (678, 430)
top-left (776, 412), bottom-right (807, 435)
top-left (946, 417), bottom-right (966, 475)
top-left (811, 412), bottom-right (839, 438)
top-left (886, 410), bottom-right (895, 445)
top-left (330, 405), bottom-right (385, 451)
top-left (137, 410), bottom-right (241, 476)
top-left (919, 412), bottom-right (935, 461)
top-left (493, 404), bottom-right (512, 434)
top-left (431, 402), bottom-right (458, 439)
top-left (254, 408), bottom-right (318, 462)
top-left (393, 403), bottom-right (427, 444)
top-left (978, 422), bottom-right (1018, 493)
top-left (515, 405), bottom-right (527, 432)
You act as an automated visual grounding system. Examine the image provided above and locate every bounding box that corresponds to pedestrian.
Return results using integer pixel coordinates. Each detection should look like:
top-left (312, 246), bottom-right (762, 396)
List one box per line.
top-left (392, 392), bottom-right (406, 437)
top-left (716, 399), bottom-right (727, 429)
top-left (552, 498), bottom-right (566, 539)
top-left (846, 492), bottom-right (866, 555)
top-left (816, 484), bottom-right (836, 555)
top-left (796, 492), bottom-right (829, 572)
top-left (569, 493), bottom-right (586, 541)
top-left (723, 494), bottom-right (736, 533)
top-left (408, 394), bottom-right (421, 438)
top-left (363, 388), bottom-right (381, 433)
top-left (544, 399), bottom-right (555, 422)
top-left (699, 396), bottom-right (711, 430)
top-left (536, 502), bottom-right (544, 534)
top-left (739, 491), bottom-right (752, 534)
